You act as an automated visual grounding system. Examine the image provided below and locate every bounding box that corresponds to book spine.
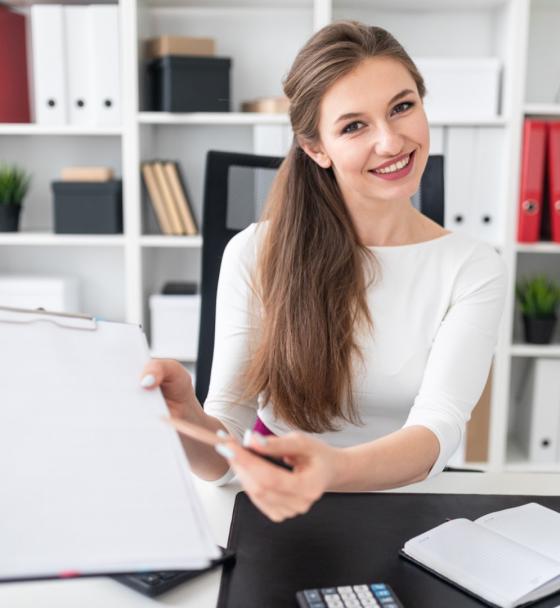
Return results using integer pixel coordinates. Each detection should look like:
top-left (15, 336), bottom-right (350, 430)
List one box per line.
top-left (152, 161), bottom-right (184, 235)
top-left (164, 162), bottom-right (198, 236)
top-left (141, 163), bottom-right (173, 235)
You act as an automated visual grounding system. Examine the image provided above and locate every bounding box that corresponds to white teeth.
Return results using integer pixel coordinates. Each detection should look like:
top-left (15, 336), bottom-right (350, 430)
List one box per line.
top-left (373, 153), bottom-right (411, 174)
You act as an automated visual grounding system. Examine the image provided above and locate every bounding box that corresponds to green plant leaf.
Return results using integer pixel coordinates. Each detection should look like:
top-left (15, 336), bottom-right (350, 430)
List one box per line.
top-left (516, 274), bottom-right (560, 317)
top-left (0, 163), bottom-right (31, 206)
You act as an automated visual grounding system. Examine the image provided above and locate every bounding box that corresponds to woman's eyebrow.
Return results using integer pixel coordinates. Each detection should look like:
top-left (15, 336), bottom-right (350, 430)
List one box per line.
top-left (333, 88), bottom-right (415, 125)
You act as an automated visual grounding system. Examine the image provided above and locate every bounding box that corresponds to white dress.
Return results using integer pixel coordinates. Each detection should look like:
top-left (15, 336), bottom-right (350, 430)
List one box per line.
top-left (204, 223), bottom-right (508, 484)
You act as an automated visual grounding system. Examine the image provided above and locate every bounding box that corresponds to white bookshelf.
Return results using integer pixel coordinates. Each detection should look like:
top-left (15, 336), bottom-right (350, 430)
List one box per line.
top-left (2, 0), bottom-right (559, 473)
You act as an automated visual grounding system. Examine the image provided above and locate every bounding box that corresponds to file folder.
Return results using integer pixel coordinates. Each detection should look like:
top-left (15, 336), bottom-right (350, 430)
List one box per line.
top-left (0, 6), bottom-right (31, 123)
top-left (517, 120), bottom-right (546, 243)
top-left (515, 358), bottom-right (560, 464)
top-left (444, 127), bottom-right (502, 244)
top-left (547, 122), bottom-right (560, 244)
top-left (0, 306), bottom-right (220, 582)
top-left (88, 5), bottom-right (121, 127)
top-left (64, 6), bottom-right (92, 126)
top-left (30, 5), bottom-right (68, 125)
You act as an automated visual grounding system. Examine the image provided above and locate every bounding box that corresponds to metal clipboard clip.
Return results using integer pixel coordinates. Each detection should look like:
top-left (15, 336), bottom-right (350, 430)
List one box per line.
top-left (0, 306), bottom-right (97, 331)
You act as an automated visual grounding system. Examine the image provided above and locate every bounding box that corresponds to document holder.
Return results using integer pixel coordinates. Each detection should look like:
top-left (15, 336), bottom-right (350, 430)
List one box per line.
top-left (0, 306), bottom-right (219, 582)
top-left (217, 491), bottom-right (560, 608)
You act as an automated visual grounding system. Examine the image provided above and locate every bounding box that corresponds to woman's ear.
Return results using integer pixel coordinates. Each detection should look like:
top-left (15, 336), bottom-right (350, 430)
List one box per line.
top-left (299, 138), bottom-right (332, 169)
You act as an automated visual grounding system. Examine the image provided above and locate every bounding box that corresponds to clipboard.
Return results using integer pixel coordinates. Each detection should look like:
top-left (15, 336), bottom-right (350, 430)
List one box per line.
top-left (0, 306), bottom-right (220, 583)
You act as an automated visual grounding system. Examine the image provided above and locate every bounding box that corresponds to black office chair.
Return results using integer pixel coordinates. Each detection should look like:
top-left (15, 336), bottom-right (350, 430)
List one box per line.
top-left (195, 150), bottom-right (444, 404)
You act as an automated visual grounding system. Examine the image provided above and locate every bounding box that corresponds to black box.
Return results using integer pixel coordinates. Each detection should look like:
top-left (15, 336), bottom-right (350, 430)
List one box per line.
top-left (52, 180), bottom-right (123, 234)
top-left (146, 55), bottom-right (231, 112)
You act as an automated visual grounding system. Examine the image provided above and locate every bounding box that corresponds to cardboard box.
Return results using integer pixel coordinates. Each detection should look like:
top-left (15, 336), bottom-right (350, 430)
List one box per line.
top-left (241, 97), bottom-right (290, 114)
top-left (61, 167), bottom-right (114, 182)
top-left (150, 294), bottom-right (201, 361)
top-left (146, 36), bottom-right (215, 59)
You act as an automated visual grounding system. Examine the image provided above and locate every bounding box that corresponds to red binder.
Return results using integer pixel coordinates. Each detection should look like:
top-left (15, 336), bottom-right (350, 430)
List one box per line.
top-left (517, 119), bottom-right (546, 243)
top-left (548, 122), bottom-right (560, 244)
top-left (0, 6), bottom-right (31, 123)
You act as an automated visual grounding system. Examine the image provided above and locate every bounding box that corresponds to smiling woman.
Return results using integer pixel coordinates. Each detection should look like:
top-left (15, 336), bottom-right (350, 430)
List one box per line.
top-left (142, 21), bottom-right (508, 523)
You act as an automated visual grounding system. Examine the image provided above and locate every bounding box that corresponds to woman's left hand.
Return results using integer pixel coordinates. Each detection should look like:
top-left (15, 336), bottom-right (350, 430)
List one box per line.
top-left (218, 431), bottom-right (344, 522)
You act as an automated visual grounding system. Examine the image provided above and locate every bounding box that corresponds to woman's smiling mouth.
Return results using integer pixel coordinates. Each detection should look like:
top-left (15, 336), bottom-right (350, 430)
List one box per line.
top-left (369, 150), bottom-right (415, 180)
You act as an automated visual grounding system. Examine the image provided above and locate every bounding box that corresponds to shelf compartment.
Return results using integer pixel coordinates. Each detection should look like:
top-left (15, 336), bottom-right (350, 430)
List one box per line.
top-left (140, 235), bottom-right (202, 248)
top-left (138, 112), bottom-right (290, 125)
top-left (516, 242), bottom-right (560, 253)
top-left (0, 124), bottom-right (122, 136)
top-left (510, 344), bottom-right (560, 358)
top-left (0, 233), bottom-right (125, 247)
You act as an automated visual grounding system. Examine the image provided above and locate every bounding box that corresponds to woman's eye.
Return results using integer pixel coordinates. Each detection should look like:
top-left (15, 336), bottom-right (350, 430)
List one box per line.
top-left (342, 121), bottom-right (365, 134)
top-left (392, 101), bottom-right (414, 116)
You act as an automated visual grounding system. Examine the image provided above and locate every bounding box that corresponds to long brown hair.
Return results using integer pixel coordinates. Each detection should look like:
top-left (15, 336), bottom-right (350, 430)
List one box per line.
top-left (243, 21), bottom-right (426, 432)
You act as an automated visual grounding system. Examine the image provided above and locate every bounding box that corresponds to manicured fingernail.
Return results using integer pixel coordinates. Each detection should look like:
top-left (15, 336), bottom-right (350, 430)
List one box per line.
top-left (216, 429), bottom-right (229, 438)
top-left (140, 374), bottom-right (156, 388)
top-left (253, 432), bottom-right (268, 446)
top-left (215, 443), bottom-right (235, 460)
top-left (243, 429), bottom-right (252, 447)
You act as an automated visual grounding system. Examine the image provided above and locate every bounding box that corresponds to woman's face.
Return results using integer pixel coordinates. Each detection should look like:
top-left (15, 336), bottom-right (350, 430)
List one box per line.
top-left (305, 57), bottom-right (430, 211)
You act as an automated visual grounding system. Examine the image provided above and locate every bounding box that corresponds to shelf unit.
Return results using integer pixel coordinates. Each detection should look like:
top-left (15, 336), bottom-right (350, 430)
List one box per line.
top-left (1, 0), bottom-right (559, 472)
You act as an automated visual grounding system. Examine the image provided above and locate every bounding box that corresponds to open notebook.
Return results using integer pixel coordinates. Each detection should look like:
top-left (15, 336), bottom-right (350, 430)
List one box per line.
top-left (401, 502), bottom-right (560, 608)
top-left (0, 306), bottom-right (220, 581)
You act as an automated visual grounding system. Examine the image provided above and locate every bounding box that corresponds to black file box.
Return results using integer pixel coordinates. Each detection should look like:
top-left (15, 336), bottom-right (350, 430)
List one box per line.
top-left (52, 180), bottom-right (123, 234)
top-left (146, 55), bottom-right (231, 112)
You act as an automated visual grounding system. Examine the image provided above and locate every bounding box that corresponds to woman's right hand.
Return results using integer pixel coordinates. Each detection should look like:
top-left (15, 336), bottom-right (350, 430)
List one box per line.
top-left (140, 359), bottom-right (198, 421)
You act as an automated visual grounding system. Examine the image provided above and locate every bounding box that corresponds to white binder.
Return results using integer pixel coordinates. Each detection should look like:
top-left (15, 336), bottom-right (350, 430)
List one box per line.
top-left (30, 5), bottom-right (68, 125)
top-left (445, 127), bottom-right (475, 237)
top-left (470, 127), bottom-right (503, 245)
top-left (88, 5), bottom-right (121, 127)
top-left (444, 127), bottom-right (502, 244)
top-left (516, 358), bottom-right (560, 464)
top-left (64, 6), bottom-right (93, 125)
top-left (0, 306), bottom-right (220, 581)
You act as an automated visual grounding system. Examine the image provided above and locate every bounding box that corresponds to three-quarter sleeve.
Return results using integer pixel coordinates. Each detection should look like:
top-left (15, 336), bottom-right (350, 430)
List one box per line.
top-left (402, 243), bottom-right (508, 477)
top-left (203, 225), bottom-right (261, 451)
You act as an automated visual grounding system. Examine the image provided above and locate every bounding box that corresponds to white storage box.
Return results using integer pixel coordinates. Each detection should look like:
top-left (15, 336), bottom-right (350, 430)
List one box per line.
top-left (414, 58), bottom-right (501, 121)
top-left (150, 294), bottom-right (201, 361)
top-left (0, 275), bottom-right (79, 312)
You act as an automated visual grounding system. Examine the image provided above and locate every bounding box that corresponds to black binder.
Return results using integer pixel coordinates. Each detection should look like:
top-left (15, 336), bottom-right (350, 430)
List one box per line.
top-left (218, 492), bottom-right (560, 608)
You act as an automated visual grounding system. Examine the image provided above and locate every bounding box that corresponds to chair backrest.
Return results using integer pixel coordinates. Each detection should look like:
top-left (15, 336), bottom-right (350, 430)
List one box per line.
top-left (195, 150), bottom-right (444, 404)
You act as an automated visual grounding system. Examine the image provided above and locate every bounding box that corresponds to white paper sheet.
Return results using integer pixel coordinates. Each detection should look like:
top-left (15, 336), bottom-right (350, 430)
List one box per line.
top-left (0, 309), bottom-right (220, 579)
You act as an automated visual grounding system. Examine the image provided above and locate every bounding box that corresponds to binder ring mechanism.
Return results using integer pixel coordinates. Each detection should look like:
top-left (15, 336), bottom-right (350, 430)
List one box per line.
top-left (522, 199), bottom-right (539, 215)
top-left (0, 306), bottom-right (97, 331)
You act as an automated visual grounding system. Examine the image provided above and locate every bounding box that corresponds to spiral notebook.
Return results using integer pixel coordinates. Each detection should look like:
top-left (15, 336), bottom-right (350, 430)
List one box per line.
top-left (0, 306), bottom-right (220, 582)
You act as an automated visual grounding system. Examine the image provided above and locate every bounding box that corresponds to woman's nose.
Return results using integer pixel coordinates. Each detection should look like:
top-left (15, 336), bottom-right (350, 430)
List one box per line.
top-left (374, 124), bottom-right (404, 158)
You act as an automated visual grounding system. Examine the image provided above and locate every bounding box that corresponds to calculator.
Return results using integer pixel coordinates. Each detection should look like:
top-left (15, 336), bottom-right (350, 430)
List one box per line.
top-left (296, 582), bottom-right (403, 607)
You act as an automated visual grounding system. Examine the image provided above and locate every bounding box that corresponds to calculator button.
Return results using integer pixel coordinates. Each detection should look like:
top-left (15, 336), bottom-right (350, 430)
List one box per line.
top-left (305, 590), bottom-right (322, 602)
top-left (353, 585), bottom-right (369, 594)
top-left (338, 586), bottom-right (353, 594)
top-left (370, 584), bottom-right (387, 592)
top-left (374, 590), bottom-right (391, 598)
top-left (323, 588), bottom-right (338, 595)
top-left (379, 599), bottom-right (396, 606)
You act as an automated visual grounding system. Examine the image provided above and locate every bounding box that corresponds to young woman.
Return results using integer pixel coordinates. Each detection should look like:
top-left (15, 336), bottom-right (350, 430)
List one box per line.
top-left (141, 21), bottom-right (507, 522)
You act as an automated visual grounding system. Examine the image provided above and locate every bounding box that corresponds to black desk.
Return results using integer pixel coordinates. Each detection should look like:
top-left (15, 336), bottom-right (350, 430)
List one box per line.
top-left (219, 492), bottom-right (560, 608)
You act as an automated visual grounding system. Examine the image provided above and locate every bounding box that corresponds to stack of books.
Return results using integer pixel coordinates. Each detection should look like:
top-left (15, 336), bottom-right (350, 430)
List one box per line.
top-left (141, 161), bottom-right (198, 236)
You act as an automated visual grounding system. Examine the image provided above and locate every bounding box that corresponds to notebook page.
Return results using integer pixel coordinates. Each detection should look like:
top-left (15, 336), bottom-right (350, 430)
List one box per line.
top-left (403, 519), bottom-right (560, 608)
top-left (0, 317), bottom-right (220, 579)
top-left (476, 503), bottom-right (560, 563)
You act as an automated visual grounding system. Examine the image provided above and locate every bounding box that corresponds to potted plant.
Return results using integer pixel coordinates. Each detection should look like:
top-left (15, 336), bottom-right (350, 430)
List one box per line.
top-left (0, 163), bottom-right (31, 232)
top-left (516, 275), bottom-right (560, 344)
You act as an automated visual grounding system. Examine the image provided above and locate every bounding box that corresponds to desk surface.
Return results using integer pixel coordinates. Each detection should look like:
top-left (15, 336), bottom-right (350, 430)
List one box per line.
top-left (4, 472), bottom-right (560, 608)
